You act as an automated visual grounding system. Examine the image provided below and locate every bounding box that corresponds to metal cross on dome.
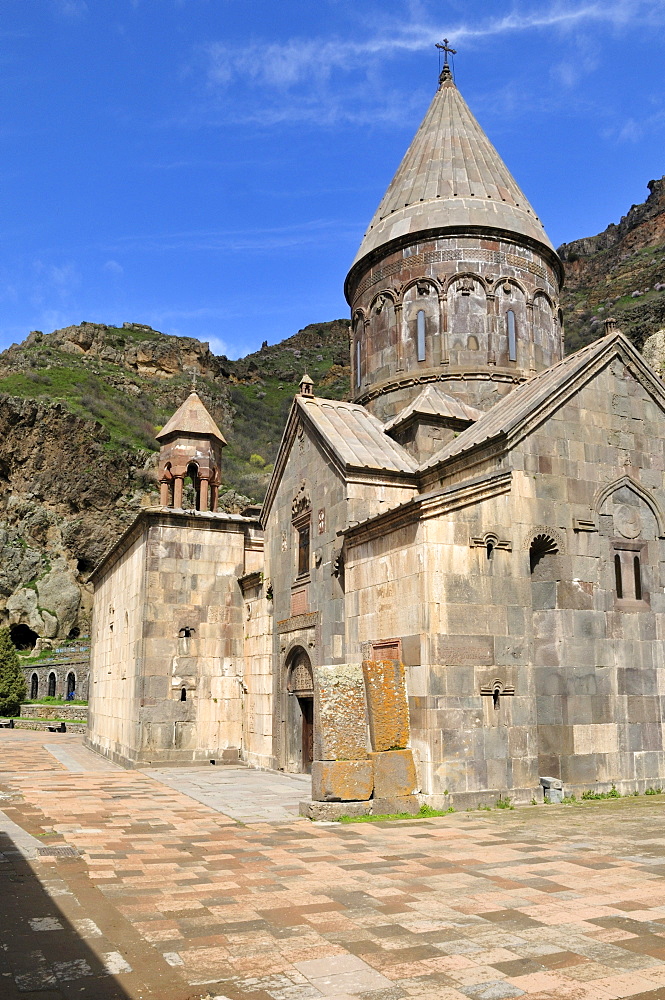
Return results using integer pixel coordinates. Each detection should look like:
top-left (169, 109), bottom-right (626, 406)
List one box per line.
top-left (435, 38), bottom-right (456, 64)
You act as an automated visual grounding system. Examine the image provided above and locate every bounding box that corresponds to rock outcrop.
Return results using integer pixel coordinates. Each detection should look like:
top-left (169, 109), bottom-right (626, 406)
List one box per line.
top-left (0, 318), bottom-right (350, 643)
top-left (558, 177), bottom-right (665, 353)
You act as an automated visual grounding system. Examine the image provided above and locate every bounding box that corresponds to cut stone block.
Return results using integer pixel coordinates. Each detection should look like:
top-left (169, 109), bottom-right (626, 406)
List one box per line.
top-left (370, 748), bottom-right (418, 798)
top-left (362, 659), bottom-right (410, 752)
top-left (540, 775), bottom-right (564, 803)
top-left (371, 795), bottom-right (420, 815)
top-left (311, 759), bottom-right (374, 802)
top-left (313, 664), bottom-right (368, 761)
top-left (300, 799), bottom-right (372, 821)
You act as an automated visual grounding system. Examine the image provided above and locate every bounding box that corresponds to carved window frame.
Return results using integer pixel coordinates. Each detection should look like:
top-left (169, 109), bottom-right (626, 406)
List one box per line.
top-left (611, 540), bottom-right (649, 610)
top-left (371, 638), bottom-right (401, 661)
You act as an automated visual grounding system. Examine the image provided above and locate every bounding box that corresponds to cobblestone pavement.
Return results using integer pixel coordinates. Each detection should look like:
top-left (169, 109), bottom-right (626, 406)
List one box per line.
top-left (4, 733), bottom-right (665, 998)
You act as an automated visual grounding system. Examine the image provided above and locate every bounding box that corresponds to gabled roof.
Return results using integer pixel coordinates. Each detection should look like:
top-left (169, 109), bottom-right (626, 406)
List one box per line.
top-left (156, 391), bottom-right (226, 443)
top-left (260, 393), bottom-right (418, 524)
top-left (383, 385), bottom-right (483, 433)
top-left (347, 72), bottom-right (556, 291)
top-left (298, 395), bottom-right (417, 474)
top-left (420, 332), bottom-right (662, 472)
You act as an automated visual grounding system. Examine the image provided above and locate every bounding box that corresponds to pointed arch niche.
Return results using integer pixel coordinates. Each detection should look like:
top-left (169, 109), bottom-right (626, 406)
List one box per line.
top-left (402, 280), bottom-right (440, 368)
top-left (495, 279), bottom-right (527, 368)
top-left (532, 291), bottom-right (558, 368)
top-left (446, 274), bottom-right (487, 367)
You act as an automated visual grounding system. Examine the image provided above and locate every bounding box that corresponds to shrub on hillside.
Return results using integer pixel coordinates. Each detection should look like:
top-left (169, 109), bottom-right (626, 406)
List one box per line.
top-left (0, 627), bottom-right (27, 717)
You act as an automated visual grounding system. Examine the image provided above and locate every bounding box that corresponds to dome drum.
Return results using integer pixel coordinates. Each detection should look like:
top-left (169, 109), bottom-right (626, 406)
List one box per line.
top-left (350, 234), bottom-right (563, 421)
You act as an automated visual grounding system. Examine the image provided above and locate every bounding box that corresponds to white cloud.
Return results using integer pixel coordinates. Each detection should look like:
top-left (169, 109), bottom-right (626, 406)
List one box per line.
top-left (103, 259), bottom-right (124, 275)
top-left (604, 108), bottom-right (665, 143)
top-left (207, 335), bottom-right (230, 357)
top-left (196, 1), bottom-right (665, 126)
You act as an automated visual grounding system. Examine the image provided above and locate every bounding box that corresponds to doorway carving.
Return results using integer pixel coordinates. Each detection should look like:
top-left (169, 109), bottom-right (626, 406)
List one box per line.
top-left (284, 647), bottom-right (314, 774)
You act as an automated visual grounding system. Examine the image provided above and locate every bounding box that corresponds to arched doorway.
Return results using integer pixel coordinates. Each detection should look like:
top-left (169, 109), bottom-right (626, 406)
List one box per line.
top-left (66, 672), bottom-right (76, 700)
top-left (285, 648), bottom-right (314, 774)
top-left (47, 672), bottom-right (56, 698)
top-left (31, 674), bottom-right (38, 699)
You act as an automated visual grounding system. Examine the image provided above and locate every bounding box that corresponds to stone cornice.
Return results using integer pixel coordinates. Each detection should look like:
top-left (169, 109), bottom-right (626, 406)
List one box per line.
top-left (345, 225), bottom-right (564, 305)
top-left (352, 366), bottom-right (527, 407)
top-left (89, 506), bottom-right (259, 586)
top-left (344, 470), bottom-right (512, 549)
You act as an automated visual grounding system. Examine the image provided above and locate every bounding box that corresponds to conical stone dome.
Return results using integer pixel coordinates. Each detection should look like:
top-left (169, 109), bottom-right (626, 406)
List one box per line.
top-left (346, 69), bottom-right (557, 294)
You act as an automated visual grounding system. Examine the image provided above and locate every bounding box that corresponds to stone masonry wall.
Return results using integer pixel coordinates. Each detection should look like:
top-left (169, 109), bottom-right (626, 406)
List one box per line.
top-left (345, 354), bottom-right (665, 805)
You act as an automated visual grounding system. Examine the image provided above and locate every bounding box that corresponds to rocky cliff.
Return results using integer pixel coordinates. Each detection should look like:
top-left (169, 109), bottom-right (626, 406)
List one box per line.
top-left (558, 176), bottom-right (665, 352)
top-left (0, 318), bottom-right (350, 642)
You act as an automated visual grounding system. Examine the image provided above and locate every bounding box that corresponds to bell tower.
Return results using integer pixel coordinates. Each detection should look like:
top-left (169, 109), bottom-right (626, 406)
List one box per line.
top-left (344, 46), bottom-right (564, 422)
top-left (156, 391), bottom-right (226, 511)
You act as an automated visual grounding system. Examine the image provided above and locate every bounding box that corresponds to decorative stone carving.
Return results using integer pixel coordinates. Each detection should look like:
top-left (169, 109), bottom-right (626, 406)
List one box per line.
top-left (292, 481), bottom-right (311, 518)
top-left (288, 657), bottom-right (313, 695)
top-left (615, 504), bottom-right (642, 538)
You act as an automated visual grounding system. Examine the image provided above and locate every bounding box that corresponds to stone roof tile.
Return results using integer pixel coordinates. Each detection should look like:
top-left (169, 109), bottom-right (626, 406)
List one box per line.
top-left (350, 74), bottom-right (554, 275)
top-left (420, 332), bottom-right (643, 472)
top-left (156, 391), bottom-right (226, 443)
top-left (297, 396), bottom-right (417, 474)
top-left (383, 385), bottom-right (483, 433)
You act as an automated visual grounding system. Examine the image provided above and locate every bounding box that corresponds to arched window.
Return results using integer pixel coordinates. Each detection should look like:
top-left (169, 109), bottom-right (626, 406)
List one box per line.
top-left (47, 672), bottom-right (56, 698)
top-left (355, 339), bottom-right (361, 389)
top-left (614, 554), bottom-right (623, 598)
top-left (506, 310), bottom-right (517, 362)
top-left (416, 310), bottom-right (426, 362)
top-left (180, 688), bottom-right (187, 702)
top-left (529, 533), bottom-right (559, 574)
top-left (634, 556), bottom-right (643, 601)
top-left (185, 462), bottom-right (200, 511)
top-left (31, 674), bottom-right (38, 699)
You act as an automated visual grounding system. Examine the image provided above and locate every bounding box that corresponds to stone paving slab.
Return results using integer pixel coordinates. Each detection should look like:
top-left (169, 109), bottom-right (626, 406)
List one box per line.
top-left (3, 732), bottom-right (665, 998)
top-left (148, 765), bottom-right (311, 824)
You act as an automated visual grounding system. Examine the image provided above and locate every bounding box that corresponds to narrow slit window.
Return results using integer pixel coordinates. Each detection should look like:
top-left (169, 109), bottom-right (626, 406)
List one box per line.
top-left (297, 522), bottom-right (310, 577)
top-left (355, 339), bottom-right (361, 388)
top-left (486, 541), bottom-right (494, 560)
top-left (180, 688), bottom-right (187, 702)
top-left (614, 553), bottom-right (623, 599)
top-left (634, 556), bottom-right (642, 601)
top-left (507, 309), bottom-right (517, 361)
top-left (416, 309), bottom-right (426, 362)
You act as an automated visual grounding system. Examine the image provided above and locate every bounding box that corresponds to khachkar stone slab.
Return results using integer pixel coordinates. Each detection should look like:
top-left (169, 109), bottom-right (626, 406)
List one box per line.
top-left (370, 749), bottom-right (417, 798)
top-left (362, 659), bottom-right (410, 752)
top-left (313, 664), bottom-right (368, 761)
top-left (311, 760), bottom-right (374, 802)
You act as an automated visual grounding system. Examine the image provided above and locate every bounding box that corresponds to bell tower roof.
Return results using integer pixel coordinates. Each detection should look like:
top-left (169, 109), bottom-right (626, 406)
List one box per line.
top-left (346, 66), bottom-right (556, 297)
top-left (156, 391), bottom-right (226, 444)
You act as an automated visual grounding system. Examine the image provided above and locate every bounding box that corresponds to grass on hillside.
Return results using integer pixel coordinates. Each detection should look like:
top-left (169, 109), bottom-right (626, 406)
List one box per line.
top-left (0, 352), bottom-right (161, 451)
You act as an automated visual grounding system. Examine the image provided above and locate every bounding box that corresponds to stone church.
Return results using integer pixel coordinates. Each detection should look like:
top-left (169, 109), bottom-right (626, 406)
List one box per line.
top-left (87, 59), bottom-right (665, 811)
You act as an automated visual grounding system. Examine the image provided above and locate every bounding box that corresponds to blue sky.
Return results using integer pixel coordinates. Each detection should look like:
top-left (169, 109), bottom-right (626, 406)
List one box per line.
top-left (0, 0), bottom-right (663, 358)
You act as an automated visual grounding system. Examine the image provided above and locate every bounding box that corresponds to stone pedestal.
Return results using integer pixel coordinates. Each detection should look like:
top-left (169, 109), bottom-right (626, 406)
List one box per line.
top-left (370, 748), bottom-right (417, 798)
top-left (312, 760), bottom-right (374, 802)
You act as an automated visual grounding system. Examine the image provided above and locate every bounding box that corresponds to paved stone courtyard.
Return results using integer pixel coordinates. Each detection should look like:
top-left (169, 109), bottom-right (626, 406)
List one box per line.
top-left (3, 733), bottom-right (665, 998)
